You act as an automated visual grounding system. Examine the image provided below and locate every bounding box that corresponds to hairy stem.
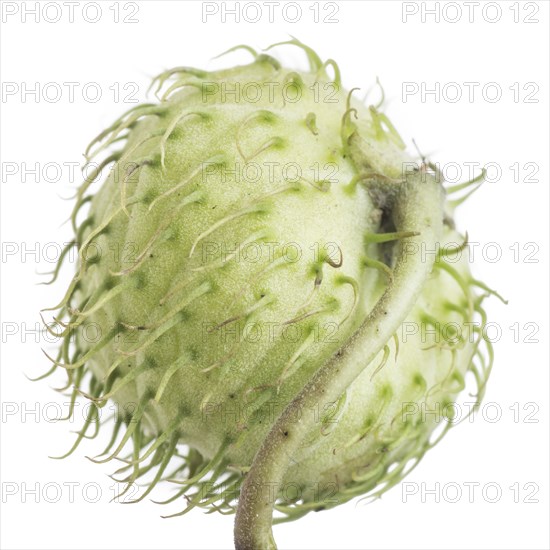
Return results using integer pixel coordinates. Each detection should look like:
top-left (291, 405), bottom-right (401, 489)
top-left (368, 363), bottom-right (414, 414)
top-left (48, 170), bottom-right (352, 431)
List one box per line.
top-left (234, 171), bottom-right (444, 550)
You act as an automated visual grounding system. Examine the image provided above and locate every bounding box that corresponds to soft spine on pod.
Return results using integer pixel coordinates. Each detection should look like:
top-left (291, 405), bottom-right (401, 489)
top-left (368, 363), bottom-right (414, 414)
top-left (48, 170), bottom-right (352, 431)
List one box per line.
top-left (38, 39), bottom-right (502, 550)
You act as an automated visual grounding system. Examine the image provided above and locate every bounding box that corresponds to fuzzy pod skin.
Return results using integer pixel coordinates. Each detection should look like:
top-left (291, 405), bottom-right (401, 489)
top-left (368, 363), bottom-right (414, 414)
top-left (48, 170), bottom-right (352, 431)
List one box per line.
top-left (42, 40), bottom-right (498, 549)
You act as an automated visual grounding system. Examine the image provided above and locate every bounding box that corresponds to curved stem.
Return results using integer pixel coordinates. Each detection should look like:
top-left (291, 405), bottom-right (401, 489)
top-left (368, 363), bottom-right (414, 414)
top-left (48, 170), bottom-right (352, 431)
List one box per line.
top-left (234, 171), bottom-right (444, 550)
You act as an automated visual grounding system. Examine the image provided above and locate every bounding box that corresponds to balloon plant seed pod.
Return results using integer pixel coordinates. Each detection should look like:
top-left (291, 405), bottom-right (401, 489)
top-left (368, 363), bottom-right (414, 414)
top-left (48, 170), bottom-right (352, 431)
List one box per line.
top-left (40, 39), bottom-right (503, 550)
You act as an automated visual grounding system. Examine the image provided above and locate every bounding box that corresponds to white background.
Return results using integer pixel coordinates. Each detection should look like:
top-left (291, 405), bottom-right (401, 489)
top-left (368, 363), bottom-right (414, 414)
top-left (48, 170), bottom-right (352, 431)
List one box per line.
top-left (1, 1), bottom-right (548, 549)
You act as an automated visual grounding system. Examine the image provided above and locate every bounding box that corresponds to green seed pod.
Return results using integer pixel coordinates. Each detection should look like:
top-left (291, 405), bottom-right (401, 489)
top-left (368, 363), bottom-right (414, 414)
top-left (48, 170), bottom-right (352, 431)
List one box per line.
top-left (41, 39), bottom-right (501, 550)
